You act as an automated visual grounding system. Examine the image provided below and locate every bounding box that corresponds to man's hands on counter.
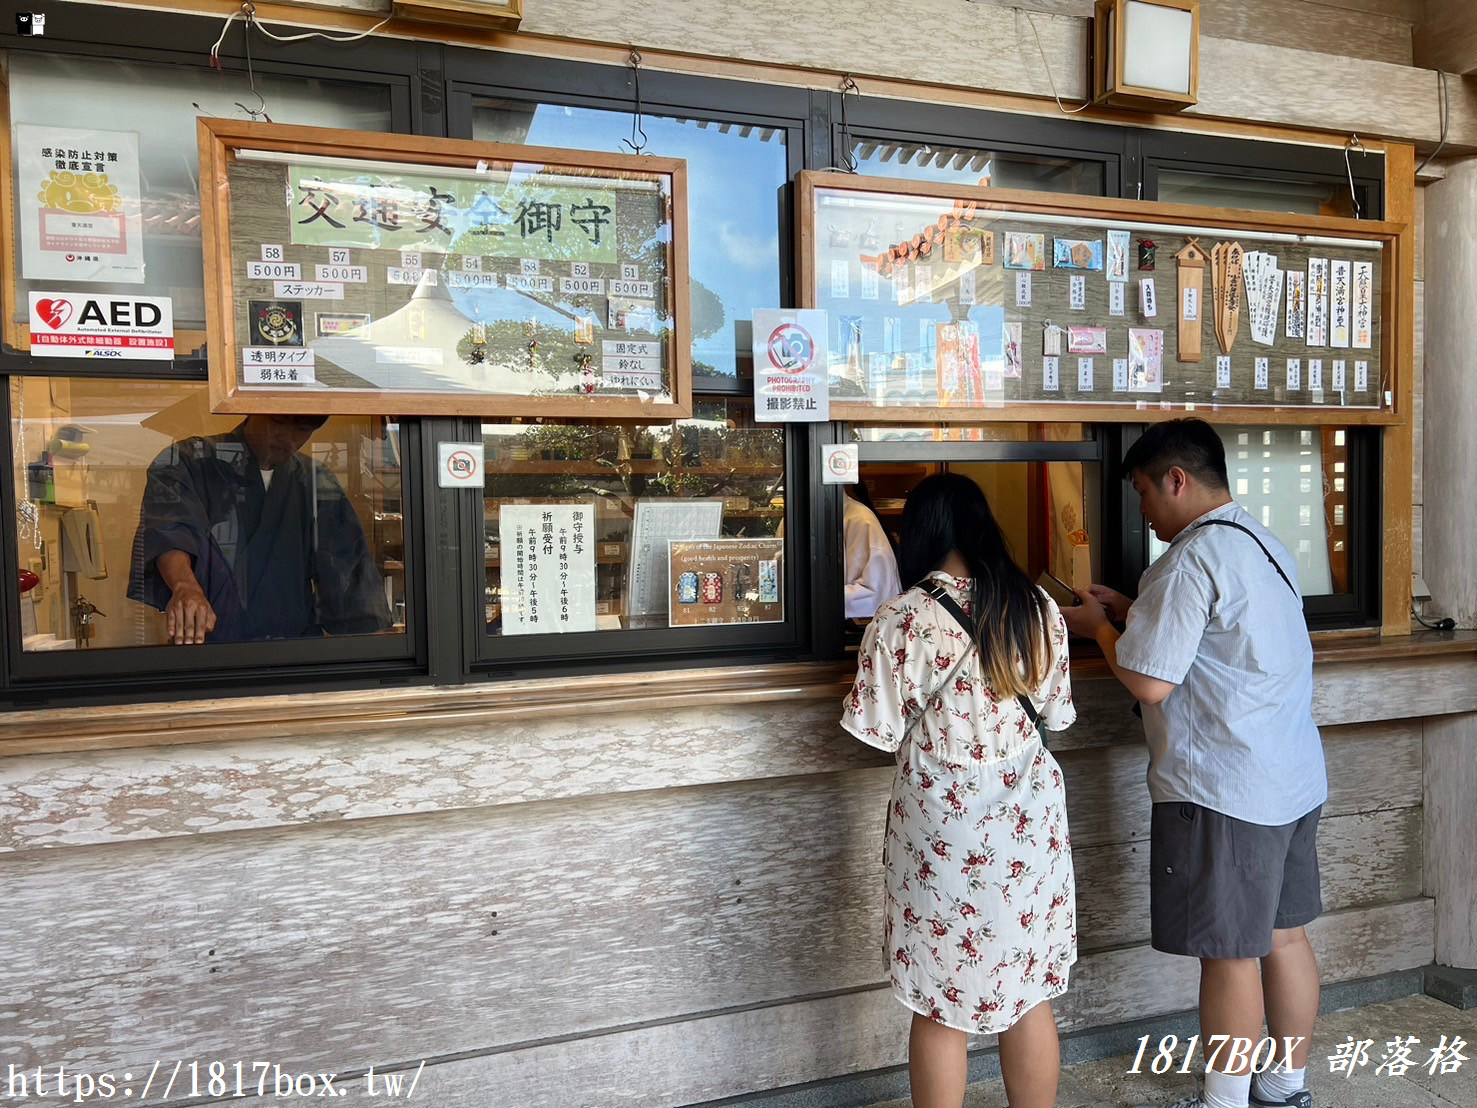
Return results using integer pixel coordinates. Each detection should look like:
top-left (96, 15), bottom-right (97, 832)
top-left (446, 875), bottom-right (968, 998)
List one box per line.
top-left (157, 550), bottom-right (217, 645)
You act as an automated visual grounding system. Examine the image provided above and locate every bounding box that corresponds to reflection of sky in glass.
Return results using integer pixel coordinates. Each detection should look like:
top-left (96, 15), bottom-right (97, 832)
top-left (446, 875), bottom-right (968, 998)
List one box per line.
top-left (473, 102), bottom-right (788, 380)
top-left (851, 140), bottom-right (1101, 195)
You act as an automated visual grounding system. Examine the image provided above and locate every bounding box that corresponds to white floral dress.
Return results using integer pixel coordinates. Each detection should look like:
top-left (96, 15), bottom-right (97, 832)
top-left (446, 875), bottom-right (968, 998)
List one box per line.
top-left (840, 572), bottom-right (1078, 1034)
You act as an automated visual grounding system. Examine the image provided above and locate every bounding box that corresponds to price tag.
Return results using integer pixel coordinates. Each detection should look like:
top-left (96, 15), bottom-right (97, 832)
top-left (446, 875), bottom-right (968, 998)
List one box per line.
top-left (1255, 357), bottom-right (1270, 390)
top-left (1113, 357), bottom-right (1128, 391)
top-left (1016, 271), bottom-right (1032, 307)
top-left (1077, 357), bottom-right (1094, 392)
top-left (1286, 358), bottom-right (1301, 391)
top-left (1109, 281), bottom-right (1125, 317)
top-left (1215, 355), bottom-right (1231, 389)
top-left (1042, 356), bottom-right (1059, 392)
top-left (1069, 274), bottom-right (1086, 311)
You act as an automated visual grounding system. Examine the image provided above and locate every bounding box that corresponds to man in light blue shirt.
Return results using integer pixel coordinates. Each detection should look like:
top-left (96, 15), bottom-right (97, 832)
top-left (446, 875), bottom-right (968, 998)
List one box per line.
top-left (1063, 419), bottom-right (1327, 1108)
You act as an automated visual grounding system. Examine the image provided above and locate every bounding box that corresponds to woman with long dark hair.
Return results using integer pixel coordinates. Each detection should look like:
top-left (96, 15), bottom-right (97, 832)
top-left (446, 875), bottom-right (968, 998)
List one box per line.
top-left (841, 473), bottom-right (1077, 1108)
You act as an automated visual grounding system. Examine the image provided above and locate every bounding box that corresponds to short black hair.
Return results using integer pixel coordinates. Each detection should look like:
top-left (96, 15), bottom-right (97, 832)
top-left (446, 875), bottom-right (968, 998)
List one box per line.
top-left (1122, 418), bottom-right (1229, 491)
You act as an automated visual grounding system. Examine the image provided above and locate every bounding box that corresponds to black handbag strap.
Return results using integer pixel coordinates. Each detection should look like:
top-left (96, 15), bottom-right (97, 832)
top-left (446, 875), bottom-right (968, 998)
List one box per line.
top-left (922, 583), bottom-right (1040, 726)
top-left (1190, 518), bottom-right (1298, 597)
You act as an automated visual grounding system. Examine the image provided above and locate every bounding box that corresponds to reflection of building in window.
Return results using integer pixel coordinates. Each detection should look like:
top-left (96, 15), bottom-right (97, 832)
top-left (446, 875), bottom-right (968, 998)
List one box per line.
top-left (1151, 425), bottom-right (1346, 595)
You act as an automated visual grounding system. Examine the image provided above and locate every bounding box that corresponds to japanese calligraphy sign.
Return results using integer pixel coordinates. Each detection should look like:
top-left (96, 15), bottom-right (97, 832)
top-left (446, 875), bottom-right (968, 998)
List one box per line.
top-left (798, 171), bottom-right (1400, 424)
top-left (17, 125), bottom-right (144, 283)
top-left (198, 119), bottom-right (691, 418)
top-left (289, 166), bottom-right (621, 263)
top-left (498, 504), bottom-right (597, 636)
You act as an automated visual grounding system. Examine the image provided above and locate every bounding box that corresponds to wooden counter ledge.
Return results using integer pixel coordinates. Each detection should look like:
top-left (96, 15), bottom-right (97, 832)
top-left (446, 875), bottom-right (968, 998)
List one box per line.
top-left (1, 629), bottom-right (1473, 759)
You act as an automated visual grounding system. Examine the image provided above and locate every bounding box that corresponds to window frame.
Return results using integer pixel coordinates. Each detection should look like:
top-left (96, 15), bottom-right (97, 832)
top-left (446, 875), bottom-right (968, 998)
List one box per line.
top-left (832, 95), bottom-right (1125, 200)
top-left (0, 4), bottom-right (429, 704)
top-left (1107, 423), bottom-right (1382, 630)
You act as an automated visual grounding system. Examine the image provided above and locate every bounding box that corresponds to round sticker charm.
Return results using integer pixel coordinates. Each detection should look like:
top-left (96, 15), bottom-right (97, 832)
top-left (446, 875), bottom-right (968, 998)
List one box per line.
top-left (256, 303), bottom-right (299, 345)
top-left (766, 322), bottom-right (816, 374)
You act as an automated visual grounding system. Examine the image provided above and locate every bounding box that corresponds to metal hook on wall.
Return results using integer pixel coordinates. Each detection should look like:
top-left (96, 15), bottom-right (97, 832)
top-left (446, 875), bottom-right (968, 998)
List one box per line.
top-left (621, 49), bottom-right (649, 155)
top-left (1343, 134), bottom-right (1365, 219)
top-left (838, 74), bottom-right (860, 173)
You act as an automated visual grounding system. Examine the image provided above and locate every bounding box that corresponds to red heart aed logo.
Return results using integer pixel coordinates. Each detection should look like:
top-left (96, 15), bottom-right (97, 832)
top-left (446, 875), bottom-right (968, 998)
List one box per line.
top-left (35, 299), bottom-right (72, 330)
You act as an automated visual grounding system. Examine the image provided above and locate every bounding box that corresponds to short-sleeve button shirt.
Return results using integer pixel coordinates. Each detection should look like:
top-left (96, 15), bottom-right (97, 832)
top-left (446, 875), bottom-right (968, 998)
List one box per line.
top-left (1115, 502), bottom-right (1327, 826)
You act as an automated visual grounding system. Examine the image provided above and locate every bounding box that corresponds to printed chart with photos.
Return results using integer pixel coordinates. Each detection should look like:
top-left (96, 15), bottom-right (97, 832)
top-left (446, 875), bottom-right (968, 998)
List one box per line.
top-left (222, 151), bottom-right (679, 408)
top-left (808, 184), bottom-right (1386, 414)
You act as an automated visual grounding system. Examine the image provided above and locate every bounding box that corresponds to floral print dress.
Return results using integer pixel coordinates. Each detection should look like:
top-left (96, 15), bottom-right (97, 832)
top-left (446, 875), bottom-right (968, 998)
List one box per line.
top-left (840, 572), bottom-right (1078, 1035)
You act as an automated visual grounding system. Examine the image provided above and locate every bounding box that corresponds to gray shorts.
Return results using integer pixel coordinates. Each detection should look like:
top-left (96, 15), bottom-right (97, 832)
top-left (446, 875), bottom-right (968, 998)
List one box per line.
top-left (1150, 801), bottom-right (1322, 960)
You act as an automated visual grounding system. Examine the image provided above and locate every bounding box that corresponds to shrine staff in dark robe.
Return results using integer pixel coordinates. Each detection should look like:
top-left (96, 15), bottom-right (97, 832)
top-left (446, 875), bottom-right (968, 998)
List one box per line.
top-left (128, 414), bottom-right (392, 644)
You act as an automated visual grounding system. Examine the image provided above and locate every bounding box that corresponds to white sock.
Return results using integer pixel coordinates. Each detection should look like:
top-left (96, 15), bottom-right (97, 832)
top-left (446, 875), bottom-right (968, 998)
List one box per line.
top-left (1253, 1065), bottom-right (1307, 1100)
top-left (1202, 1067), bottom-right (1252, 1108)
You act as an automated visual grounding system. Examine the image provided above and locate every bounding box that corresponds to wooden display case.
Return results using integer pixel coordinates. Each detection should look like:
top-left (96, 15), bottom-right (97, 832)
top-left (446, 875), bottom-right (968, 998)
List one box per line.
top-left (797, 171), bottom-right (1408, 426)
top-left (198, 118), bottom-right (692, 419)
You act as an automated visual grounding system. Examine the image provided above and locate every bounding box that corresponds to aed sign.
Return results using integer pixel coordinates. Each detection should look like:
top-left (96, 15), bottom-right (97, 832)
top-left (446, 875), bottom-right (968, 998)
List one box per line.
top-left (438, 441), bottom-right (485, 488)
top-left (28, 292), bottom-right (174, 359)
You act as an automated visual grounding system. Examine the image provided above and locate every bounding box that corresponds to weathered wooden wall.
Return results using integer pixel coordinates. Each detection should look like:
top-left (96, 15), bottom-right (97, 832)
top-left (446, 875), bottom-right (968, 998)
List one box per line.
top-left (3, 651), bottom-right (1473, 1107)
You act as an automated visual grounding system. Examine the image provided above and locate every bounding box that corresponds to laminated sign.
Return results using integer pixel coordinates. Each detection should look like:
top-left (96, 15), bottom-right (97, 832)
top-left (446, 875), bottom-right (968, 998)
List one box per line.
top-left (753, 309), bottom-right (830, 422)
top-left (17, 125), bottom-right (144, 284)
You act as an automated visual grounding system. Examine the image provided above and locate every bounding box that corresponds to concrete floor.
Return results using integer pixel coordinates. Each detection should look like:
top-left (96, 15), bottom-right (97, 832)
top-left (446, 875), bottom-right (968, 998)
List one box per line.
top-left (864, 994), bottom-right (1476, 1108)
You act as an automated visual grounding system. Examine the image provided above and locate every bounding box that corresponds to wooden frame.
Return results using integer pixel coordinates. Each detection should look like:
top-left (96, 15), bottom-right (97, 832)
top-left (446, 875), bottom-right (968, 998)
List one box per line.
top-left (199, 117), bottom-right (693, 419)
top-left (797, 170), bottom-right (1406, 427)
top-left (394, 0), bottom-right (524, 30)
top-left (1093, 0), bottom-right (1200, 112)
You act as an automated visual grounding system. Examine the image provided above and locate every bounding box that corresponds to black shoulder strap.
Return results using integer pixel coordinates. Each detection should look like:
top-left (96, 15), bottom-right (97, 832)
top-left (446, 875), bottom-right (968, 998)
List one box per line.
top-left (923, 583), bottom-right (1040, 725)
top-left (1191, 518), bottom-right (1298, 598)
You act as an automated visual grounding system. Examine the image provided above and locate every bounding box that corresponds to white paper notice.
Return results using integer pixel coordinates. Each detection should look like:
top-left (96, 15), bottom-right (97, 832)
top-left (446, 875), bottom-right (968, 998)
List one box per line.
top-left (17, 125), bottom-right (145, 283)
top-left (1140, 278), bottom-right (1157, 318)
top-left (248, 261), bottom-right (300, 281)
top-left (1330, 260), bottom-right (1352, 348)
top-left (1109, 281), bottom-right (1126, 317)
top-left (1307, 258), bottom-right (1330, 346)
top-left (1016, 271), bottom-right (1032, 307)
top-left (959, 268), bottom-right (976, 306)
top-left (499, 505), bottom-right (598, 636)
top-left (915, 264), bottom-right (933, 303)
top-left (1333, 359), bottom-right (1346, 391)
top-left (894, 266), bottom-right (912, 305)
top-left (561, 276), bottom-right (606, 296)
top-left (610, 279), bottom-right (655, 298)
top-left (1255, 357), bottom-right (1270, 390)
top-left (830, 259), bottom-right (850, 298)
top-left (316, 264), bottom-right (367, 283)
top-left (1355, 360), bottom-right (1369, 392)
top-left (1352, 261), bottom-right (1373, 349)
top-left (1216, 355), bottom-right (1231, 389)
top-left (1308, 357), bottom-right (1324, 392)
top-left (1070, 274), bottom-right (1086, 311)
top-left (388, 267), bottom-right (437, 286)
top-left (1077, 357), bottom-right (1094, 392)
top-left (1287, 358), bottom-right (1301, 391)
top-left (1112, 358), bottom-right (1128, 391)
top-left (1043, 356), bottom-right (1060, 392)
top-left (627, 499), bottom-right (725, 620)
top-left (243, 348), bottom-right (316, 385)
top-left (861, 266), bottom-right (880, 300)
top-left (1183, 286), bottom-right (1200, 322)
top-left (273, 280), bottom-right (344, 300)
